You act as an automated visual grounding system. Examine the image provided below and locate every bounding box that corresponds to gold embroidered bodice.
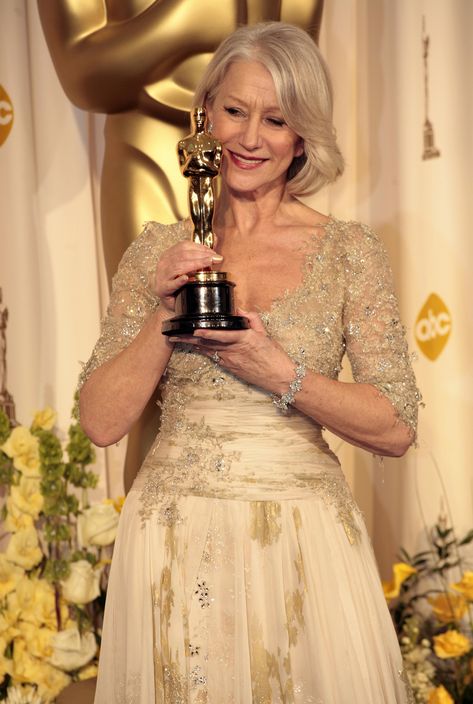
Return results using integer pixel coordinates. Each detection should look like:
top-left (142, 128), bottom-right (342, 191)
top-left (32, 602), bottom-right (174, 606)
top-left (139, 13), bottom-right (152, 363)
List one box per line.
top-left (79, 218), bottom-right (420, 544)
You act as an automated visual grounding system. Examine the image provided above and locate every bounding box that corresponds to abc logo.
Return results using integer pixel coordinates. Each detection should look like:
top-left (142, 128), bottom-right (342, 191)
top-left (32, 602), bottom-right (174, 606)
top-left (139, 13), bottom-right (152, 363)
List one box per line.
top-left (0, 85), bottom-right (14, 147)
top-left (415, 293), bottom-right (451, 361)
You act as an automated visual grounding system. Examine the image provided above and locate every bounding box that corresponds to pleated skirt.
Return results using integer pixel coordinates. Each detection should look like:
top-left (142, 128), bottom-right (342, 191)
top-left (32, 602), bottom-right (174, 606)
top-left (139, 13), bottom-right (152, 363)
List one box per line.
top-left (94, 486), bottom-right (411, 704)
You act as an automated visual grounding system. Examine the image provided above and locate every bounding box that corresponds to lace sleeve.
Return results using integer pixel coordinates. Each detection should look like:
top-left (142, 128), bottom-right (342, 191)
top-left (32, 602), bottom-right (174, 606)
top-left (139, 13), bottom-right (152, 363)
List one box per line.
top-left (77, 222), bottom-right (165, 390)
top-left (341, 222), bottom-right (421, 435)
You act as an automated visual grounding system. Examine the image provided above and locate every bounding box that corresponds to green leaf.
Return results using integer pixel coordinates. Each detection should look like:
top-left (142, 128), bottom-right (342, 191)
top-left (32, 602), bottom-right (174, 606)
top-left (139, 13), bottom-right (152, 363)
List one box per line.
top-left (43, 558), bottom-right (71, 582)
top-left (0, 409), bottom-right (10, 443)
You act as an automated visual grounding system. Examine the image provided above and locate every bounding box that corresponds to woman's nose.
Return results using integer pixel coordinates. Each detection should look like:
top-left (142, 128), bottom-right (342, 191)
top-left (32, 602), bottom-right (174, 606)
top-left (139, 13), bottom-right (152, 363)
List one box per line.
top-left (239, 117), bottom-right (262, 151)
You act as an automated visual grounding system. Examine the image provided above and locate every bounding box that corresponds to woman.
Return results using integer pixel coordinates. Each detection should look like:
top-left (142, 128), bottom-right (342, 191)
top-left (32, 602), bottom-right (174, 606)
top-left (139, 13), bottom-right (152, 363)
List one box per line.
top-left (80, 22), bottom-right (420, 704)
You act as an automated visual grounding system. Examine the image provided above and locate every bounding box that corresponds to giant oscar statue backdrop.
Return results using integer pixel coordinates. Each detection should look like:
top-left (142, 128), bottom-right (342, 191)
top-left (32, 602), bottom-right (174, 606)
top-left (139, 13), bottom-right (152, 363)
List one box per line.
top-left (37, 0), bottom-right (324, 491)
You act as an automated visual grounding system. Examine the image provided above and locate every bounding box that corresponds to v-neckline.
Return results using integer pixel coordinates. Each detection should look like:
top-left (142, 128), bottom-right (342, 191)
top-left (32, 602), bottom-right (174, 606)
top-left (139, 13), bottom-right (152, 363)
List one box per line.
top-left (176, 215), bottom-right (335, 318)
top-left (254, 217), bottom-right (335, 319)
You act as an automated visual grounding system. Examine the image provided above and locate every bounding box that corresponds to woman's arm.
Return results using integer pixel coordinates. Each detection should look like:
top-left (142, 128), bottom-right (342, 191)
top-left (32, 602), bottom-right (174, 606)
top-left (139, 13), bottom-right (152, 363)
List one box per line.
top-left (79, 306), bottom-right (173, 447)
top-left (79, 233), bottom-right (221, 445)
top-left (37, 0), bottom-right (235, 112)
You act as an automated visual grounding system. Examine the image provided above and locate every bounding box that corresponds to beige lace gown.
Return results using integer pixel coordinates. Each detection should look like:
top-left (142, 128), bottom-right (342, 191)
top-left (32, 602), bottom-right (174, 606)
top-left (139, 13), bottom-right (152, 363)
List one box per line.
top-left (81, 218), bottom-right (420, 704)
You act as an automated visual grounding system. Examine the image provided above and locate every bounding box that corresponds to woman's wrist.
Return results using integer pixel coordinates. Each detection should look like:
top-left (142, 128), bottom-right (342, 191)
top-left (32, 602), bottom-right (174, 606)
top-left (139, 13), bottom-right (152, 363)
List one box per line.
top-left (271, 361), bottom-right (307, 413)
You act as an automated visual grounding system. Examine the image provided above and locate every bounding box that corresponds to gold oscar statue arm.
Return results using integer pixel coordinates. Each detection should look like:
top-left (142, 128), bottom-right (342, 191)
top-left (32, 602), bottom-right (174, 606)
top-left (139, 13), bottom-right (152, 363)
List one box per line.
top-left (37, 0), bottom-right (236, 113)
top-left (280, 0), bottom-right (324, 40)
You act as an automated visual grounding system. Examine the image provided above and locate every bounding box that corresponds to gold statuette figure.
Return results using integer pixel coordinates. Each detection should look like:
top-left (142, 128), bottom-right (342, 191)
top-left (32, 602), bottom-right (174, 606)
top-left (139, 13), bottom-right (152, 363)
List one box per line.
top-left (162, 107), bottom-right (248, 336)
top-left (178, 107), bottom-right (222, 249)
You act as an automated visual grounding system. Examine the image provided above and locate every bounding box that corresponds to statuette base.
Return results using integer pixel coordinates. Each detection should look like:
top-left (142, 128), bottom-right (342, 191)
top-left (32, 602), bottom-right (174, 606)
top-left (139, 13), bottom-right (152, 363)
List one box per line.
top-left (162, 275), bottom-right (249, 336)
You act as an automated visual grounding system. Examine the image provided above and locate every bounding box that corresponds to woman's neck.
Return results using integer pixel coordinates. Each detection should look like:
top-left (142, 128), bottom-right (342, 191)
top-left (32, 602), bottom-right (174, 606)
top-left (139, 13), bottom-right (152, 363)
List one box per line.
top-left (214, 183), bottom-right (297, 235)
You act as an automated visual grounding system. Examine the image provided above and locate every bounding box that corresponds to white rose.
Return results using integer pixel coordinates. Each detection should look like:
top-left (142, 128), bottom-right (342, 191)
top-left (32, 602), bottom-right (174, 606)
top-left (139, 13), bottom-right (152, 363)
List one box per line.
top-left (48, 628), bottom-right (97, 672)
top-left (60, 561), bottom-right (101, 605)
top-left (77, 503), bottom-right (119, 547)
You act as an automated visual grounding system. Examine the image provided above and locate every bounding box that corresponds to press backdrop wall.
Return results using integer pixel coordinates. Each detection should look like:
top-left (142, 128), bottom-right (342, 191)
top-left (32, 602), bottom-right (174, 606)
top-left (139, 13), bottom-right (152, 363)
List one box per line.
top-left (0, 0), bottom-right (471, 575)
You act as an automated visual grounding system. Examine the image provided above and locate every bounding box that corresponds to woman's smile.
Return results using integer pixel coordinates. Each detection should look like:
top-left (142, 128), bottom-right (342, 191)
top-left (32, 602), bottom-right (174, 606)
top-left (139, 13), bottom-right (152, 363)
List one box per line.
top-left (227, 150), bottom-right (268, 169)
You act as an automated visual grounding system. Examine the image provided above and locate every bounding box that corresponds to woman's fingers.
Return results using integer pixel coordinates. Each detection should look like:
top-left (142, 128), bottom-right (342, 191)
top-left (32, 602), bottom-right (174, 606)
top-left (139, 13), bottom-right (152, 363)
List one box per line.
top-left (236, 308), bottom-right (265, 333)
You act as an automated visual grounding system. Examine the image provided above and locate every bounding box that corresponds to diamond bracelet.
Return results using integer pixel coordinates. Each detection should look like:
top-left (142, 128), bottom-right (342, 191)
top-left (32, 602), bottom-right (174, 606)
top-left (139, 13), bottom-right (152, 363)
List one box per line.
top-left (272, 362), bottom-right (307, 412)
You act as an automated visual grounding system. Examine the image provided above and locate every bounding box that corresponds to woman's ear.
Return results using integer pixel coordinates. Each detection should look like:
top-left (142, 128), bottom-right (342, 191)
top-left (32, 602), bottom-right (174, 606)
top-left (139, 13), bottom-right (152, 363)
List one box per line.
top-left (205, 101), bottom-right (214, 125)
top-left (295, 137), bottom-right (305, 158)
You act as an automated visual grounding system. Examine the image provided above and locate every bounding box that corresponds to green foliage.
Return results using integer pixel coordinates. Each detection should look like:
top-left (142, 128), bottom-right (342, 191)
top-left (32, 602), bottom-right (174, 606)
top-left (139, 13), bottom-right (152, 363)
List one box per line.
top-left (67, 423), bottom-right (96, 466)
top-left (0, 409), bottom-right (10, 444)
top-left (43, 557), bottom-right (71, 583)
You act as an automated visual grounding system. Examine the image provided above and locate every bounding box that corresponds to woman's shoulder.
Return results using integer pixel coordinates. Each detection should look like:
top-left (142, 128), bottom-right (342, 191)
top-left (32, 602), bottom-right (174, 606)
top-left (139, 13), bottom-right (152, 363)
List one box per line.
top-left (324, 216), bottom-right (380, 242)
top-left (324, 216), bottom-right (388, 258)
top-left (116, 219), bottom-right (190, 271)
top-left (134, 219), bottom-right (189, 254)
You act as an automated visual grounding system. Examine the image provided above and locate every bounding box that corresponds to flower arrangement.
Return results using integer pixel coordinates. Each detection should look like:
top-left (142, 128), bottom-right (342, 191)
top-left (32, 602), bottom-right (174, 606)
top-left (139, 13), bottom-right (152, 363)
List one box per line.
top-left (384, 516), bottom-right (473, 703)
top-left (0, 405), bottom-right (121, 703)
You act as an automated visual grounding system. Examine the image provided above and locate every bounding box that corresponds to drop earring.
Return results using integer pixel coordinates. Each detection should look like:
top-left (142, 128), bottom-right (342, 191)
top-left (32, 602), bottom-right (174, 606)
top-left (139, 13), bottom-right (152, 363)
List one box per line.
top-left (208, 121), bottom-right (213, 133)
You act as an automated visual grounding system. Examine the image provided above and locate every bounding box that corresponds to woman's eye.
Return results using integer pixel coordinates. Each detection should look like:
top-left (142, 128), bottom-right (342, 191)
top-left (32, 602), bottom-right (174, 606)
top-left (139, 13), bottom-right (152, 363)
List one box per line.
top-left (267, 117), bottom-right (285, 127)
top-left (224, 107), bottom-right (243, 117)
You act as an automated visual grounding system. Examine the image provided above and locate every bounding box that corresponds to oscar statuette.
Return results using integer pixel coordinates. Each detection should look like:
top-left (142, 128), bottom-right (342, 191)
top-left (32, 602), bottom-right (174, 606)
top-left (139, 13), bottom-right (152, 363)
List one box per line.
top-left (162, 106), bottom-right (249, 335)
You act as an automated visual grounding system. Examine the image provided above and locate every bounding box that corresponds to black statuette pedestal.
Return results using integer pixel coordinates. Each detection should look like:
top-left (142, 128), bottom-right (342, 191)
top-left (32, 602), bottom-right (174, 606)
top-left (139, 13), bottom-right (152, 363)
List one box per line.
top-left (161, 272), bottom-right (249, 336)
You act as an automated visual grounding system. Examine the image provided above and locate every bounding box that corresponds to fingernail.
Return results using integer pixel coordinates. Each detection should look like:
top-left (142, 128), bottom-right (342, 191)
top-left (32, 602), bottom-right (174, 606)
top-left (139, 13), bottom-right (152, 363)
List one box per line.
top-left (212, 254), bottom-right (223, 261)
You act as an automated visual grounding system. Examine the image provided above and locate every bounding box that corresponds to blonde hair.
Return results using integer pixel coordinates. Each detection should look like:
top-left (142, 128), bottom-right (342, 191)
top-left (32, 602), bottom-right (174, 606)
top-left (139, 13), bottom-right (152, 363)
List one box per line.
top-left (194, 22), bottom-right (344, 197)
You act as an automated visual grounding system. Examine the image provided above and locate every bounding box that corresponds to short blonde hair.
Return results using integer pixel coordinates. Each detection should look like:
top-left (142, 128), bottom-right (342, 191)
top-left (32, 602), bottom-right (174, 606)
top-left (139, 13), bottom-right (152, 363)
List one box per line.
top-left (194, 22), bottom-right (344, 197)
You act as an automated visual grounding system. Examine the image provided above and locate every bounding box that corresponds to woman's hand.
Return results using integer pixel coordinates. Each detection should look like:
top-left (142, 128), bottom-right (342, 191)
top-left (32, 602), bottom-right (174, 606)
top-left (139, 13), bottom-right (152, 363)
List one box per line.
top-left (151, 241), bottom-right (223, 313)
top-left (168, 309), bottom-right (295, 394)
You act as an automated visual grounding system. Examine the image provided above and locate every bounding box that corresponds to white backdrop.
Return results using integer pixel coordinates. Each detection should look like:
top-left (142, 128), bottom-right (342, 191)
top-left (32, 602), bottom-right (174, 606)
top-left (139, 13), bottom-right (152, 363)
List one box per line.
top-left (0, 0), bottom-right (471, 575)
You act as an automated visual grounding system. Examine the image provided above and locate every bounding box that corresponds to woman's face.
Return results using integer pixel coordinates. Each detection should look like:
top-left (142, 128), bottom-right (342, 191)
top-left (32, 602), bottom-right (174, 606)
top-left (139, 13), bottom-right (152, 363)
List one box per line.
top-left (206, 60), bottom-right (303, 197)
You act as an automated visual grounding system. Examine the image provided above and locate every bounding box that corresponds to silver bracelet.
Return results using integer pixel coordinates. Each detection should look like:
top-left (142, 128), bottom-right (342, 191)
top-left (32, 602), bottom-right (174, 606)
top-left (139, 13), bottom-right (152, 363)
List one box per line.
top-left (272, 363), bottom-right (307, 412)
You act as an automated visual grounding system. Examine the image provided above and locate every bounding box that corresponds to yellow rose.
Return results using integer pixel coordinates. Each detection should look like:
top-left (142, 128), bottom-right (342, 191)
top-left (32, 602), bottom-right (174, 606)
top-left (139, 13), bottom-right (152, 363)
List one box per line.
top-left (429, 685), bottom-right (454, 704)
top-left (61, 560), bottom-right (101, 605)
top-left (17, 622), bottom-right (55, 660)
top-left (0, 554), bottom-right (24, 600)
top-left (2, 591), bottom-right (21, 633)
top-left (12, 639), bottom-right (70, 702)
top-left (452, 571), bottom-right (473, 602)
top-left (77, 503), bottom-right (119, 547)
top-left (14, 578), bottom-right (68, 630)
top-left (11, 637), bottom-right (46, 684)
top-left (48, 628), bottom-right (97, 671)
top-left (5, 527), bottom-right (43, 570)
top-left (32, 406), bottom-right (57, 431)
top-left (8, 576), bottom-right (36, 616)
top-left (428, 592), bottom-right (467, 624)
top-left (382, 562), bottom-right (417, 600)
top-left (36, 663), bottom-right (71, 703)
top-left (4, 498), bottom-right (34, 532)
top-left (9, 477), bottom-right (44, 519)
top-left (1, 426), bottom-right (40, 476)
top-left (433, 630), bottom-right (472, 659)
top-left (0, 610), bottom-right (21, 646)
top-left (78, 662), bottom-right (98, 680)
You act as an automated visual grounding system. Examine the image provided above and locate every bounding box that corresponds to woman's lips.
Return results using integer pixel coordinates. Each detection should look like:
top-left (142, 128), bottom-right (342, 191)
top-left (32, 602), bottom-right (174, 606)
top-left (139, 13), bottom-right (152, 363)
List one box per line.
top-left (228, 150), bottom-right (267, 169)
